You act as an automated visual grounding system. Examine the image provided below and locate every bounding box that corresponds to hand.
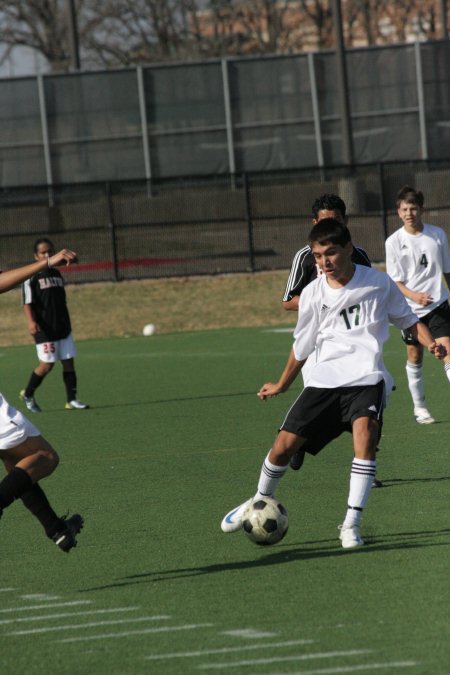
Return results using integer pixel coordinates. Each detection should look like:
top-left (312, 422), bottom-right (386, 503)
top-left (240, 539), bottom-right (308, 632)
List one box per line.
top-left (257, 382), bottom-right (284, 401)
top-left (48, 249), bottom-right (78, 267)
top-left (28, 321), bottom-right (40, 336)
top-left (415, 292), bottom-right (433, 306)
top-left (428, 341), bottom-right (447, 359)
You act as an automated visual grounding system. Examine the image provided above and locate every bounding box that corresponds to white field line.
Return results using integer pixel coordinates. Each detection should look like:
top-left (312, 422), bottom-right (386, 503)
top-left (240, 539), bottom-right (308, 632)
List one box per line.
top-left (262, 661), bottom-right (418, 674)
top-left (197, 649), bottom-right (371, 670)
top-left (222, 629), bottom-right (276, 638)
top-left (0, 600), bottom-right (92, 613)
top-left (20, 594), bottom-right (61, 601)
top-left (0, 588), bottom-right (15, 593)
top-left (58, 622), bottom-right (214, 643)
top-left (0, 607), bottom-right (140, 626)
top-left (145, 640), bottom-right (314, 661)
top-left (9, 615), bottom-right (170, 636)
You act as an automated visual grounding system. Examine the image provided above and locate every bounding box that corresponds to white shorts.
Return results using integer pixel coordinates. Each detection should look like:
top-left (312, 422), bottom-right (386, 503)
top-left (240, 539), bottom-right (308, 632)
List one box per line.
top-left (0, 394), bottom-right (40, 450)
top-left (36, 333), bottom-right (76, 363)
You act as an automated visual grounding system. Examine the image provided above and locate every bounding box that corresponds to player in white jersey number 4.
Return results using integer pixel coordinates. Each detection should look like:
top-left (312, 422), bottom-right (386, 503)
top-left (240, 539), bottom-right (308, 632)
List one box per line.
top-left (221, 219), bottom-right (446, 549)
top-left (385, 186), bottom-right (450, 424)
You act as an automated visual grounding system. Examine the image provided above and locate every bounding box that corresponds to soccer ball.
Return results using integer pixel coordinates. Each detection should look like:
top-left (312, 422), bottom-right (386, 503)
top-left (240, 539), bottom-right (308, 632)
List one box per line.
top-left (242, 497), bottom-right (288, 546)
top-left (143, 323), bottom-right (156, 336)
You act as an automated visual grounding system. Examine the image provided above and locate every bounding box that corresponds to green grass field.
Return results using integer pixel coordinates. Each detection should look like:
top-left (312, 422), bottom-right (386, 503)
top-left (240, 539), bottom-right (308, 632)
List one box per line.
top-left (0, 327), bottom-right (449, 675)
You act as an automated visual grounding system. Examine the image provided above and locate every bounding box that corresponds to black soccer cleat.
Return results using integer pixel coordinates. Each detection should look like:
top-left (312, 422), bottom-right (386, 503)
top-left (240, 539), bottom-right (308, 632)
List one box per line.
top-left (52, 514), bottom-right (84, 552)
top-left (289, 450), bottom-right (305, 471)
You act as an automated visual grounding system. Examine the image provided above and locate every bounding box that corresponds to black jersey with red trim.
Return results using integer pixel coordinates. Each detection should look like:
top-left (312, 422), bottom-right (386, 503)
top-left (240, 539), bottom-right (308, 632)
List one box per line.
top-left (282, 245), bottom-right (371, 301)
top-left (22, 268), bottom-right (71, 343)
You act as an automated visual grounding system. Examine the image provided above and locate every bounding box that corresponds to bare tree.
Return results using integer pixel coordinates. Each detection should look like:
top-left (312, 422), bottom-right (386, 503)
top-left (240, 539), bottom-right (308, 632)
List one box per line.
top-left (0, 0), bottom-right (100, 72)
top-left (298, 0), bottom-right (334, 49)
top-left (0, 0), bottom-right (446, 74)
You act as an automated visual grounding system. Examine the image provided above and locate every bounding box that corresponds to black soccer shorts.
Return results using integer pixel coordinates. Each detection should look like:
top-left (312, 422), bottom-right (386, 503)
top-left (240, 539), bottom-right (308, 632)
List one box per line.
top-left (280, 380), bottom-right (385, 456)
top-left (402, 301), bottom-right (450, 345)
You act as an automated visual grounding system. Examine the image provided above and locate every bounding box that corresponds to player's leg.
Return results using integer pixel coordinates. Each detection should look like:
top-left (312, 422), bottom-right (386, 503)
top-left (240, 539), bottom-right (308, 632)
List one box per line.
top-left (339, 416), bottom-right (379, 549)
top-left (404, 333), bottom-right (434, 424)
top-left (426, 302), bottom-right (450, 385)
top-left (0, 404), bottom-right (83, 552)
top-left (339, 384), bottom-right (383, 549)
top-left (221, 387), bottom-right (325, 533)
top-left (439, 336), bottom-right (450, 382)
top-left (60, 337), bottom-right (89, 410)
top-left (221, 430), bottom-right (305, 533)
top-left (20, 358), bottom-right (54, 413)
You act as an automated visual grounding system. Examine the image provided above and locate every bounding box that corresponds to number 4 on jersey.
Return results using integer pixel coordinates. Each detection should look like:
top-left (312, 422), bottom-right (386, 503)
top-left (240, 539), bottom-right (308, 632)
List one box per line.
top-left (420, 253), bottom-right (428, 267)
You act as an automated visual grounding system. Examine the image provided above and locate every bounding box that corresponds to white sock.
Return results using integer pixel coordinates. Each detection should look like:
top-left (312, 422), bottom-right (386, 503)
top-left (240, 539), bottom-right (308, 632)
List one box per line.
top-left (256, 452), bottom-right (288, 498)
top-left (405, 361), bottom-right (425, 408)
top-left (445, 363), bottom-right (450, 383)
top-left (342, 458), bottom-right (376, 528)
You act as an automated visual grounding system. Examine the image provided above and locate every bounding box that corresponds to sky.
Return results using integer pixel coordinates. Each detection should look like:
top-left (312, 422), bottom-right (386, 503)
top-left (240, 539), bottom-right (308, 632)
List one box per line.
top-left (0, 45), bottom-right (47, 78)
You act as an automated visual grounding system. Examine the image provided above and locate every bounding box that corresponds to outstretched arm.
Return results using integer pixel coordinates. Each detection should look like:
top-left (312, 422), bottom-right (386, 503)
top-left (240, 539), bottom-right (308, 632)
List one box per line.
top-left (258, 348), bottom-right (305, 400)
top-left (0, 249), bottom-right (77, 295)
top-left (395, 281), bottom-right (433, 307)
top-left (409, 321), bottom-right (447, 359)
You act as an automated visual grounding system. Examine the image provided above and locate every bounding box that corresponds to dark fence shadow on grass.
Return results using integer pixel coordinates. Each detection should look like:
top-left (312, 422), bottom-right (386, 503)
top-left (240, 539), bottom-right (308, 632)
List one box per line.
top-left (46, 390), bottom-right (259, 414)
top-left (79, 526), bottom-right (450, 593)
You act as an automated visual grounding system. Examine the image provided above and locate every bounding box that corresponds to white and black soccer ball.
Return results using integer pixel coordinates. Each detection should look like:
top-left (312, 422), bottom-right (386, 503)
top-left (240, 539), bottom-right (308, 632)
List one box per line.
top-left (242, 497), bottom-right (288, 546)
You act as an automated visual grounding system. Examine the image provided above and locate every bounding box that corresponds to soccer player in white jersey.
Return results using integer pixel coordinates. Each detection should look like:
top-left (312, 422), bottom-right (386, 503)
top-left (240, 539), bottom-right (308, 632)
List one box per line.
top-left (0, 248), bottom-right (83, 552)
top-left (221, 219), bottom-right (446, 549)
top-left (282, 194), bottom-right (382, 488)
top-left (385, 186), bottom-right (450, 424)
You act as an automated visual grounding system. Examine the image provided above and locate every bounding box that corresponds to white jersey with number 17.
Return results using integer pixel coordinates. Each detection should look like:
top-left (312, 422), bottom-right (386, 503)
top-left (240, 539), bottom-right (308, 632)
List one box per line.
top-left (293, 265), bottom-right (418, 389)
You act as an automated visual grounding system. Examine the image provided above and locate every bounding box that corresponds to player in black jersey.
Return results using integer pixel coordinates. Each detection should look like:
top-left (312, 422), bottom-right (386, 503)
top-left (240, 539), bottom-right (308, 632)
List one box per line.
top-left (19, 238), bottom-right (89, 413)
top-left (0, 247), bottom-right (83, 552)
top-left (283, 194), bottom-right (371, 311)
top-left (282, 194), bottom-right (382, 486)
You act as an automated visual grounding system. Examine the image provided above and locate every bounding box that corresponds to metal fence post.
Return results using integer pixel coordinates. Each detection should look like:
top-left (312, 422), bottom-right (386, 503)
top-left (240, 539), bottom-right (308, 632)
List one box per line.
top-left (307, 53), bottom-right (324, 168)
top-left (137, 65), bottom-right (152, 186)
top-left (378, 163), bottom-right (389, 241)
top-left (105, 182), bottom-right (119, 282)
top-left (221, 58), bottom-right (236, 176)
top-left (414, 41), bottom-right (429, 160)
top-left (37, 74), bottom-right (54, 206)
top-left (243, 173), bottom-right (256, 272)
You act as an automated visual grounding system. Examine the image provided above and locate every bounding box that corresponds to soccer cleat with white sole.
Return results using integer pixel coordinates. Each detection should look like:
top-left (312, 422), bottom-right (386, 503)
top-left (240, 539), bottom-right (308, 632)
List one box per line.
top-left (339, 524), bottom-right (364, 549)
top-left (52, 514), bottom-right (84, 552)
top-left (19, 390), bottom-right (41, 413)
top-left (414, 407), bottom-right (435, 424)
top-left (65, 399), bottom-right (90, 410)
top-left (221, 497), bottom-right (253, 533)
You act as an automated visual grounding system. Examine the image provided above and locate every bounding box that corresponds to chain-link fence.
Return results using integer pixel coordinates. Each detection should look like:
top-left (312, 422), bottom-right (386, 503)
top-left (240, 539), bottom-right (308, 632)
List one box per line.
top-left (0, 159), bottom-right (448, 282)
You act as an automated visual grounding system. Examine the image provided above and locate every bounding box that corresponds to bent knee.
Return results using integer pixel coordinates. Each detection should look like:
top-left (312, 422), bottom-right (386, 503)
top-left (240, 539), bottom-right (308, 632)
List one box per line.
top-left (36, 448), bottom-right (60, 472)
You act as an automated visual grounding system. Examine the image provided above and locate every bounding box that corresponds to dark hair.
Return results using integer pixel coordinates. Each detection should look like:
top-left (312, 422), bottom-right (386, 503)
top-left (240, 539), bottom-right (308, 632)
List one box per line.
top-left (396, 185), bottom-right (424, 208)
top-left (312, 194), bottom-right (346, 220)
top-left (33, 237), bottom-right (54, 253)
top-left (308, 218), bottom-right (352, 248)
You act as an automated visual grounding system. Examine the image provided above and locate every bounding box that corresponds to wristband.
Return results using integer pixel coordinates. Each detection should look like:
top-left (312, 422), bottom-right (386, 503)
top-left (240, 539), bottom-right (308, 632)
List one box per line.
top-left (47, 256), bottom-right (53, 269)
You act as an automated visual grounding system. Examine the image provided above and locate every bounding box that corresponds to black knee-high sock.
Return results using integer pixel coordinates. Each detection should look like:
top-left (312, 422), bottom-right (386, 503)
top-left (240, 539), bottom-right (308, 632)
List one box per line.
top-left (0, 467), bottom-right (33, 509)
top-left (21, 484), bottom-right (64, 537)
top-left (24, 372), bottom-right (44, 398)
top-left (63, 371), bottom-right (77, 402)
